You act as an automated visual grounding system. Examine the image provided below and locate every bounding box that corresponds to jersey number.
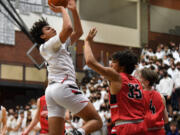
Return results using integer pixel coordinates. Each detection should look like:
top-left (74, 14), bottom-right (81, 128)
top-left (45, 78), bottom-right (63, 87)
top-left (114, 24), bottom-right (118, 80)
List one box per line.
top-left (128, 84), bottom-right (142, 99)
top-left (150, 100), bottom-right (156, 114)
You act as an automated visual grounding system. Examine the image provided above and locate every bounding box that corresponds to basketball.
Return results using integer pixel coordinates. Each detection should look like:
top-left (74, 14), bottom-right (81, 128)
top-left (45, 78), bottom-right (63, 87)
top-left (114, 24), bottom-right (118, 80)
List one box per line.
top-left (48, 0), bottom-right (68, 7)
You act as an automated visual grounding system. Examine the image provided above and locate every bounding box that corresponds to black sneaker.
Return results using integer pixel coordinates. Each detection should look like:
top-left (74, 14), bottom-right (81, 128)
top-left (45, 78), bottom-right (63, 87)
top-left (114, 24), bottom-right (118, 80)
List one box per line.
top-left (66, 129), bottom-right (82, 135)
top-left (72, 129), bottom-right (82, 135)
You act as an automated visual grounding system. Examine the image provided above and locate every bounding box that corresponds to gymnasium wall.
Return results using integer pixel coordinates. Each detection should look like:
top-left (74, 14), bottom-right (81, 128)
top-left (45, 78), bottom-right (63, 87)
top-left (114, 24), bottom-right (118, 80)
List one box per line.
top-left (0, 31), bottom-right (40, 64)
top-left (76, 40), bottom-right (141, 71)
top-left (150, 6), bottom-right (180, 35)
top-left (18, 10), bottom-right (140, 48)
top-left (0, 31), bottom-right (47, 83)
top-left (150, 0), bottom-right (180, 10)
top-left (79, 0), bottom-right (137, 29)
top-left (148, 0), bottom-right (180, 47)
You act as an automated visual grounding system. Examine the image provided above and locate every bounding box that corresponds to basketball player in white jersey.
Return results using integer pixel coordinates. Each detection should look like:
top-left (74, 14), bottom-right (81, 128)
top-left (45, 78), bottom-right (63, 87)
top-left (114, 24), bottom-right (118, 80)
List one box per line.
top-left (0, 106), bottom-right (7, 135)
top-left (30, 0), bottom-right (102, 135)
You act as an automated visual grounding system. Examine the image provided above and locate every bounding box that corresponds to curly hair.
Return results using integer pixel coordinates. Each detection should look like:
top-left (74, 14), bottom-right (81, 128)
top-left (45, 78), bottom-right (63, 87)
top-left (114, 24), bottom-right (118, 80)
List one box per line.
top-left (30, 18), bottom-right (49, 44)
top-left (111, 50), bottom-right (138, 74)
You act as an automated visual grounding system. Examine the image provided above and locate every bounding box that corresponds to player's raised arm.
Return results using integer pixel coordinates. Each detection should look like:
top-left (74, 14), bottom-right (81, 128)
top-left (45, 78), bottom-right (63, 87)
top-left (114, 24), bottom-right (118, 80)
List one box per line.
top-left (161, 95), bottom-right (169, 124)
top-left (49, 4), bottom-right (73, 44)
top-left (84, 28), bottom-right (121, 94)
top-left (68, 0), bottom-right (83, 45)
top-left (22, 98), bottom-right (41, 135)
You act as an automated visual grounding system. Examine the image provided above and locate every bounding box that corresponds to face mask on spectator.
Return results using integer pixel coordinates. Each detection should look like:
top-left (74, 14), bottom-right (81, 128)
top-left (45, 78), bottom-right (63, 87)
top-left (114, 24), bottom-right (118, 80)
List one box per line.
top-left (100, 106), bottom-right (106, 112)
top-left (14, 115), bottom-right (18, 119)
top-left (93, 97), bottom-right (97, 101)
top-left (32, 105), bottom-right (37, 109)
top-left (104, 99), bottom-right (108, 103)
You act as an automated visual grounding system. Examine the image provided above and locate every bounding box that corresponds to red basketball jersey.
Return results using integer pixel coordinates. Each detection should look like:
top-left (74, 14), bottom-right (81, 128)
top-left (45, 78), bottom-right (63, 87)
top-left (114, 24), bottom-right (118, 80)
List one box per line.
top-left (144, 90), bottom-right (165, 134)
top-left (40, 95), bottom-right (48, 134)
top-left (110, 73), bottom-right (146, 123)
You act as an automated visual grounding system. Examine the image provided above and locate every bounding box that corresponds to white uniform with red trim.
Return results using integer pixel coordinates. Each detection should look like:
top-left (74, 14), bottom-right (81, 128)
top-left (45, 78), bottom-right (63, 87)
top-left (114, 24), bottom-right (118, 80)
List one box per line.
top-left (40, 35), bottom-right (76, 85)
top-left (40, 35), bottom-right (89, 118)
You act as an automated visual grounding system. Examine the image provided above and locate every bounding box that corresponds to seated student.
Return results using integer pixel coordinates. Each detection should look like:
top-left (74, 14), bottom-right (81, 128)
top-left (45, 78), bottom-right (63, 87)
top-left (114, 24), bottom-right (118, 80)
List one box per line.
top-left (167, 121), bottom-right (179, 135)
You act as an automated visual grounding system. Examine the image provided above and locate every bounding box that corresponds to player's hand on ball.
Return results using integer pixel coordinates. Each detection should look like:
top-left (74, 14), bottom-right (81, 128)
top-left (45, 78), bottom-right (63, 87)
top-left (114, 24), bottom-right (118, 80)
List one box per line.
top-left (49, 3), bottom-right (65, 13)
top-left (67, 0), bottom-right (76, 11)
top-left (86, 28), bottom-right (97, 41)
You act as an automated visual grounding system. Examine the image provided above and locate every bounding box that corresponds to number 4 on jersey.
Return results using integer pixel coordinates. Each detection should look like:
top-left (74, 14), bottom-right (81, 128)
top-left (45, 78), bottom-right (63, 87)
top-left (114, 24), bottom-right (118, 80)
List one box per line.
top-left (150, 99), bottom-right (156, 114)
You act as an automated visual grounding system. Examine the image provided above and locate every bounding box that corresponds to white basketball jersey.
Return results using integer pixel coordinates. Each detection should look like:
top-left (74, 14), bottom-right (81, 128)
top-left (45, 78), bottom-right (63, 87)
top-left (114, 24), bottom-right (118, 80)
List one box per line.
top-left (40, 35), bottom-right (76, 84)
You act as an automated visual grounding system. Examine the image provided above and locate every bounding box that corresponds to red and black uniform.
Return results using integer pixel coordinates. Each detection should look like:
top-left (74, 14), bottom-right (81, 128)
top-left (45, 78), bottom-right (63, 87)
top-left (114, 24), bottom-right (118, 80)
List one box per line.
top-left (40, 95), bottom-right (65, 135)
top-left (40, 95), bottom-right (48, 134)
top-left (144, 90), bottom-right (165, 135)
top-left (110, 73), bottom-right (146, 135)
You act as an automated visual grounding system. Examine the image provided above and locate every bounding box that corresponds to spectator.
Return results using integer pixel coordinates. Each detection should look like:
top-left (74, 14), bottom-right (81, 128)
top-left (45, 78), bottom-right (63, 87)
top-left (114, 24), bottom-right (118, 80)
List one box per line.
top-left (167, 121), bottom-right (179, 135)
top-left (174, 62), bottom-right (180, 111)
top-left (164, 45), bottom-right (171, 56)
top-left (157, 71), bottom-right (174, 117)
top-left (168, 64), bottom-right (177, 78)
top-left (7, 111), bottom-right (24, 135)
top-left (155, 46), bottom-right (164, 60)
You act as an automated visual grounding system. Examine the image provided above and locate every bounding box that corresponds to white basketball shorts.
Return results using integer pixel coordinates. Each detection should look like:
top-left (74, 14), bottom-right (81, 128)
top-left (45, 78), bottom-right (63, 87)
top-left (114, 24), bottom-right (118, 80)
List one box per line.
top-left (45, 83), bottom-right (89, 118)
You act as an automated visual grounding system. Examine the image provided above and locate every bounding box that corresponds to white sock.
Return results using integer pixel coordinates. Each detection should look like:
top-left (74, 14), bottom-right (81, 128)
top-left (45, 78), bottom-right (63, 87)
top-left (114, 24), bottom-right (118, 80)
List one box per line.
top-left (77, 128), bottom-right (85, 135)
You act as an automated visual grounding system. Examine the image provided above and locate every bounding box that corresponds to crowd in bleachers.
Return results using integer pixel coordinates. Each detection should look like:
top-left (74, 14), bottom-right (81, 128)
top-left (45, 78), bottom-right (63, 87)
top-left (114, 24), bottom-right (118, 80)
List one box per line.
top-left (134, 41), bottom-right (180, 135)
top-left (138, 42), bottom-right (180, 114)
top-left (4, 41), bottom-right (180, 135)
top-left (5, 99), bottom-right (40, 135)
